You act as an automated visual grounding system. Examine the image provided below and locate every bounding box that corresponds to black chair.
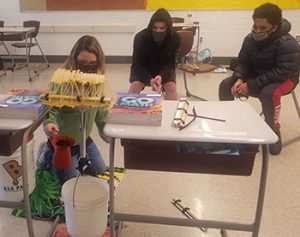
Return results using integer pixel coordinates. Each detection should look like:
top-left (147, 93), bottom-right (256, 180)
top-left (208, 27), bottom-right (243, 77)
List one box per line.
top-left (172, 17), bottom-right (184, 23)
top-left (11, 20), bottom-right (49, 81)
top-left (172, 17), bottom-right (185, 31)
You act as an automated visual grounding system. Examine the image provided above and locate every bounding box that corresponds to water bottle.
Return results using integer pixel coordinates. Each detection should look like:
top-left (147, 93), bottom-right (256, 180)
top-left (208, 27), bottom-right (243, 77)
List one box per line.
top-left (186, 10), bottom-right (193, 24)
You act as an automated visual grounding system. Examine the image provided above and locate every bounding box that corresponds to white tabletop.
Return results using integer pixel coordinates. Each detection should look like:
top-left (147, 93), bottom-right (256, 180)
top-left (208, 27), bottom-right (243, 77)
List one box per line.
top-left (0, 119), bottom-right (33, 131)
top-left (0, 27), bottom-right (35, 34)
top-left (104, 100), bottom-right (278, 144)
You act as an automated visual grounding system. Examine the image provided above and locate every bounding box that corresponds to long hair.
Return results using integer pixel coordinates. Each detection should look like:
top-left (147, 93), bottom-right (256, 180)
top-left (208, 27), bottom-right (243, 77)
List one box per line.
top-left (65, 35), bottom-right (105, 74)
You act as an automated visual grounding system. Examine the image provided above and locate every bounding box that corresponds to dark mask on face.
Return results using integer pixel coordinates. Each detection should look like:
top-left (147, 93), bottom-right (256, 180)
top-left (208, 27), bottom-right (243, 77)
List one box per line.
top-left (152, 31), bottom-right (167, 43)
top-left (251, 29), bottom-right (273, 41)
top-left (77, 62), bottom-right (98, 74)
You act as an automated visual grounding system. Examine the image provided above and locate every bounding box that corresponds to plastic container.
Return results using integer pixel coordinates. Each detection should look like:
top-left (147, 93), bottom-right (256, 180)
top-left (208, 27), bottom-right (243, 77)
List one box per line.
top-left (186, 10), bottom-right (193, 24)
top-left (0, 139), bottom-right (35, 201)
top-left (62, 176), bottom-right (109, 237)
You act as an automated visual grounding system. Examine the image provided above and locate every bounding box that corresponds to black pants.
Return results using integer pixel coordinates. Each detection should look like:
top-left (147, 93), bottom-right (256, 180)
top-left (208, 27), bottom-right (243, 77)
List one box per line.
top-left (219, 76), bottom-right (295, 131)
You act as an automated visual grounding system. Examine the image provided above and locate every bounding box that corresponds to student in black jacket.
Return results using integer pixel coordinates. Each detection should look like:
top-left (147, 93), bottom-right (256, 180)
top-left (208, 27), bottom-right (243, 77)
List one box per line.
top-left (219, 3), bottom-right (300, 155)
top-left (129, 8), bottom-right (180, 100)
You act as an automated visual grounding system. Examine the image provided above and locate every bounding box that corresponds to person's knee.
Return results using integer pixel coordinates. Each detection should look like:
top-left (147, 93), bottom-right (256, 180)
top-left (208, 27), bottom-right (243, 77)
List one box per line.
top-left (260, 87), bottom-right (274, 99)
top-left (259, 84), bottom-right (281, 105)
top-left (163, 81), bottom-right (177, 100)
top-left (86, 143), bottom-right (107, 175)
top-left (219, 78), bottom-right (233, 101)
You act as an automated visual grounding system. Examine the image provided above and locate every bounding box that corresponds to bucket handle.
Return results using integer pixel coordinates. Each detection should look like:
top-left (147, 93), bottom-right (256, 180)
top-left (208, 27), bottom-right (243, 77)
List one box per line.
top-left (72, 176), bottom-right (80, 208)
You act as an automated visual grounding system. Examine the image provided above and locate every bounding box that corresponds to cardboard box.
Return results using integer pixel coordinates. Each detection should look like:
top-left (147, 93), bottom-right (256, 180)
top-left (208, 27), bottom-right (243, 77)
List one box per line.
top-left (0, 129), bottom-right (27, 156)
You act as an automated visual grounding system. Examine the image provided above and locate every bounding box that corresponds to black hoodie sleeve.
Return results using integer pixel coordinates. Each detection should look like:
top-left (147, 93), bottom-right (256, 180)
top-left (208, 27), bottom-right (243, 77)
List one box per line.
top-left (130, 31), bottom-right (153, 83)
top-left (232, 36), bottom-right (252, 82)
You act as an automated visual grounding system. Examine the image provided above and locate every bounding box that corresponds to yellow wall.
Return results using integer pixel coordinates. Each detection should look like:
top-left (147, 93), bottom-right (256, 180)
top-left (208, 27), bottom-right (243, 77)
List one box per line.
top-left (147, 0), bottom-right (300, 10)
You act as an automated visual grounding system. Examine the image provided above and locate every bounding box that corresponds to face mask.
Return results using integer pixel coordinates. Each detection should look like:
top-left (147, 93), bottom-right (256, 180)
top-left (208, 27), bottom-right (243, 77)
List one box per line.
top-left (251, 29), bottom-right (273, 41)
top-left (77, 62), bottom-right (98, 73)
top-left (152, 31), bottom-right (167, 43)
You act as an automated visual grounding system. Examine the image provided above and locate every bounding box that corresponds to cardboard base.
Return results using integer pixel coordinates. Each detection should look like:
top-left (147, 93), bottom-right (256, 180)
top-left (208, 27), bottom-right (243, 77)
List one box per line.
top-left (54, 224), bottom-right (111, 237)
top-left (177, 63), bottom-right (217, 74)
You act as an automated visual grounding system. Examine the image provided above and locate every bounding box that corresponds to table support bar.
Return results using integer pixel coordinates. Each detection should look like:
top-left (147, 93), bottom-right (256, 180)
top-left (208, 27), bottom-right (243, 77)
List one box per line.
top-left (109, 138), bottom-right (116, 236)
top-left (114, 213), bottom-right (254, 232)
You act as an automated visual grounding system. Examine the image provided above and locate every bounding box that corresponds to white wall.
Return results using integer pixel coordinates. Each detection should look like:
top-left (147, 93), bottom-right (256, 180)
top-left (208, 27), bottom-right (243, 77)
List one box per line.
top-left (1, 1), bottom-right (300, 57)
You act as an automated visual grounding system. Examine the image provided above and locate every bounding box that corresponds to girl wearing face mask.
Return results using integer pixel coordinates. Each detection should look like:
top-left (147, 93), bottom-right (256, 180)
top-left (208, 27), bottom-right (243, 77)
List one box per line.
top-left (219, 3), bottom-right (300, 155)
top-left (129, 8), bottom-right (181, 100)
top-left (41, 35), bottom-right (108, 183)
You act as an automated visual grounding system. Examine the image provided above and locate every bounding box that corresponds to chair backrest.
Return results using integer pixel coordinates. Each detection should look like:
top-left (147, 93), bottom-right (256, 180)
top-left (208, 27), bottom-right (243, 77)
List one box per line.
top-left (177, 30), bottom-right (194, 62)
top-left (0, 21), bottom-right (4, 27)
top-left (184, 26), bottom-right (197, 36)
top-left (172, 17), bottom-right (184, 23)
top-left (23, 20), bottom-right (40, 38)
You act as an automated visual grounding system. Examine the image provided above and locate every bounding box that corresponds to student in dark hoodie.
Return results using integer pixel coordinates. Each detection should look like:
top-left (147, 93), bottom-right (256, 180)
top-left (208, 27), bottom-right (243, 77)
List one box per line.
top-left (219, 3), bottom-right (300, 155)
top-left (129, 8), bottom-right (180, 100)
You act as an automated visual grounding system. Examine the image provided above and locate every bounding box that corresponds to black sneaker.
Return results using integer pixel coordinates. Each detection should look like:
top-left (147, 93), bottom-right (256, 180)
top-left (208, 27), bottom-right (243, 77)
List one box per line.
top-left (269, 130), bottom-right (282, 155)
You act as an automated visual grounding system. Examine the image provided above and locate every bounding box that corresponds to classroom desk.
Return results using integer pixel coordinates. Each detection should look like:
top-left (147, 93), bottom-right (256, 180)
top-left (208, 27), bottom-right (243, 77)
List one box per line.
top-left (0, 108), bottom-right (49, 237)
top-left (104, 100), bottom-right (278, 237)
top-left (173, 22), bottom-right (200, 55)
top-left (0, 27), bottom-right (36, 80)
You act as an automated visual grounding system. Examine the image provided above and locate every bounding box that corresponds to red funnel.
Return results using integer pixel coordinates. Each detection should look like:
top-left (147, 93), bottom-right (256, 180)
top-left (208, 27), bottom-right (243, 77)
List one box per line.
top-left (52, 135), bottom-right (75, 169)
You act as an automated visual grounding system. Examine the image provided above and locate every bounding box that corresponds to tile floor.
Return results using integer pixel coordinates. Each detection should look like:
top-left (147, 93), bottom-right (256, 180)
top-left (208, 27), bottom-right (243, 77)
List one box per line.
top-left (0, 63), bottom-right (300, 237)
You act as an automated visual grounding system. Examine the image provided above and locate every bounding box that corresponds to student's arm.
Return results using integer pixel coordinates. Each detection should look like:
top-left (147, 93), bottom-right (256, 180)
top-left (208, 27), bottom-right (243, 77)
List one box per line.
top-left (130, 33), bottom-right (152, 82)
top-left (232, 36), bottom-right (252, 82)
top-left (95, 107), bottom-right (110, 142)
top-left (43, 107), bottom-right (60, 137)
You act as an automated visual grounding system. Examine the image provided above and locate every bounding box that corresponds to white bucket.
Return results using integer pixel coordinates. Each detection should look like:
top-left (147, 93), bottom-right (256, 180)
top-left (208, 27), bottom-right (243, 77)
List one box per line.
top-left (62, 176), bottom-right (109, 237)
top-left (0, 139), bottom-right (36, 202)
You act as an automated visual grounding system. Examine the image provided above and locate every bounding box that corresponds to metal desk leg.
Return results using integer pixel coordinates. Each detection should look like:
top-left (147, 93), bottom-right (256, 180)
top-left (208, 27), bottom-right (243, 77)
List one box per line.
top-left (196, 26), bottom-right (200, 55)
top-left (21, 127), bottom-right (34, 237)
top-left (252, 145), bottom-right (269, 237)
top-left (109, 138), bottom-right (116, 237)
top-left (47, 215), bottom-right (61, 237)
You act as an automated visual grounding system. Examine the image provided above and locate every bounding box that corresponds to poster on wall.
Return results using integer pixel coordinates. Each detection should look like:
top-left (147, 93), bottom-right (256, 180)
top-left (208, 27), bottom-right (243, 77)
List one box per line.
top-left (20, 0), bottom-right (146, 11)
top-left (20, 0), bottom-right (300, 11)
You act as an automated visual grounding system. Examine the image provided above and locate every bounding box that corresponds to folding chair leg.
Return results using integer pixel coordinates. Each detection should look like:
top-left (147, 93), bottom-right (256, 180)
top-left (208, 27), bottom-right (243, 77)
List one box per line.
top-left (0, 70), bottom-right (6, 78)
top-left (283, 90), bottom-right (300, 147)
top-left (22, 38), bottom-right (48, 82)
top-left (220, 229), bottom-right (229, 237)
top-left (35, 38), bottom-right (49, 66)
top-left (291, 90), bottom-right (300, 119)
top-left (24, 39), bottom-right (35, 81)
top-left (183, 70), bottom-right (207, 101)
